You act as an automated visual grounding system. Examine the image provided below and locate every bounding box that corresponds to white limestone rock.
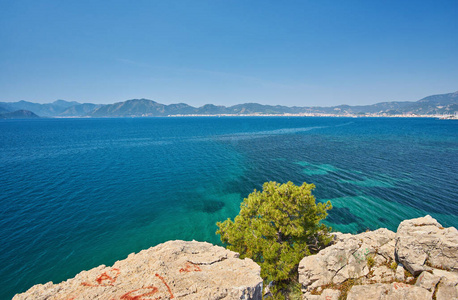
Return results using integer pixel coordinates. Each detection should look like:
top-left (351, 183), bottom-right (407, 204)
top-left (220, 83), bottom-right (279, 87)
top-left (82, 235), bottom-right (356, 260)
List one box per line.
top-left (302, 288), bottom-right (341, 300)
top-left (298, 228), bottom-right (395, 292)
top-left (415, 271), bottom-right (441, 292)
top-left (371, 265), bottom-right (395, 283)
top-left (347, 282), bottom-right (432, 300)
top-left (432, 269), bottom-right (458, 300)
top-left (14, 240), bottom-right (263, 300)
top-left (395, 215), bottom-right (458, 276)
top-left (395, 264), bottom-right (405, 281)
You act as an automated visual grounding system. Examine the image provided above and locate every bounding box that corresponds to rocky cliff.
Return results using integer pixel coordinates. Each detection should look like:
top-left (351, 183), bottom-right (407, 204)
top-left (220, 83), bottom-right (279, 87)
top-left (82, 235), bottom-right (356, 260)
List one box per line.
top-left (14, 216), bottom-right (457, 300)
top-left (13, 240), bottom-right (263, 300)
top-left (299, 215), bottom-right (458, 300)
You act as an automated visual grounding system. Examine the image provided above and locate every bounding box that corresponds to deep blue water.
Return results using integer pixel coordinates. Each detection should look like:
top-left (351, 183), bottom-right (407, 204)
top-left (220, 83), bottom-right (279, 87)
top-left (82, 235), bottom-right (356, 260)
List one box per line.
top-left (1, 117), bottom-right (457, 299)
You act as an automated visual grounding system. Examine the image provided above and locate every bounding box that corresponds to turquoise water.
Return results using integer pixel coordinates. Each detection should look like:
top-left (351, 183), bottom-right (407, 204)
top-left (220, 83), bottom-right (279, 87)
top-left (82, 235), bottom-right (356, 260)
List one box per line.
top-left (1, 117), bottom-right (457, 299)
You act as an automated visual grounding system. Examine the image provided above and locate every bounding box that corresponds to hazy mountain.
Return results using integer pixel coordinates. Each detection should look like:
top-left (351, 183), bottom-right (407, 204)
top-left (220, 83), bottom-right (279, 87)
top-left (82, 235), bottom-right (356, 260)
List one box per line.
top-left (89, 99), bottom-right (169, 117)
top-left (228, 103), bottom-right (296, 114)
top-left (166, 103), bottom-right (196, 115)
top-left (417, 91), bottom-right (458, 105)
top-left (1, 91), bottom-right (456, 117)
top-left (0, 106), bottom-right (10, 114)
top-left (195, 104), bottom-right (228, 115)
top-left (0, 110), bottom-right (40, 119)
top-left (52, 99), bottom-right (80, 108)
top-left (60, 103), bottom-right (102, 117)
top-left (0, 100), bottom-right (80, 117)
top-left (405, 91), bottom-right (458, 115)
top-left (297, 92), bottom-right (458, 116)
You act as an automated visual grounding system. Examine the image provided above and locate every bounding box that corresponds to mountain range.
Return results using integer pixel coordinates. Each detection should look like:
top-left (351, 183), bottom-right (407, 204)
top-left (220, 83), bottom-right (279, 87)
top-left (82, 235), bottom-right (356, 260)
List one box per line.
top-left (0, 91), bottom-right (457, 118)
top-left (0, 109), bottom-right (40, 119)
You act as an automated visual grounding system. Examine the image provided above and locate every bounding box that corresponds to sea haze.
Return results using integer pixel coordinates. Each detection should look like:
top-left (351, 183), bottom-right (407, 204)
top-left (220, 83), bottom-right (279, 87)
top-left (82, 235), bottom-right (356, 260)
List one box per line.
top-left (1, 117), bottom-right (457, 299)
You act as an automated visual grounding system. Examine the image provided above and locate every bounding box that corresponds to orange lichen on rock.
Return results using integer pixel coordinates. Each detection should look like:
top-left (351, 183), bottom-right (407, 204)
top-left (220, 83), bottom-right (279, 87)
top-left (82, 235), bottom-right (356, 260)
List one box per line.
top-left (82, 268), bottom-right (120, 287)
top-left (179, 262), bottom-right (201, 273)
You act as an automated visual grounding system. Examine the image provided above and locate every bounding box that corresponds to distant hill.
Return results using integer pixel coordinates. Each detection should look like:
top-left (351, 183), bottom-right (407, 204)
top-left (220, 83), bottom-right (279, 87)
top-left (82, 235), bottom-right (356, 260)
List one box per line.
top-left (0, 110), bottom-right (40, 119)
top-left (166, 103), bottom-right (197, 115)
top-left (88, 91), bottom-right (457, 117)
top-left (226, 103), bottom-right (296, 115)
top-left (417, 92), bottom-right (458, 105)
top-left (89, 99), bottom-right (169, 117)
top-left (408, 92), bottom-right (458, 115)
top-left (0, 100), bottom-right (80, 117)
top-left (1, 91), bottom-right (456, 117)
top-left (59, 103), bottom-right (102, 116)
top-left (87, 101), bottom-right (305, 116)
top-left (0, 106), bottom-right (10, 114)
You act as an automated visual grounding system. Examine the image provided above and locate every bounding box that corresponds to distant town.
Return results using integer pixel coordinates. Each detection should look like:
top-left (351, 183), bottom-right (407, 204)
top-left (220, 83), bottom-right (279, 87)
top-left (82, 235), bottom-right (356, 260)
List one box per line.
top-left (167, 112), bottom-right (458, 119)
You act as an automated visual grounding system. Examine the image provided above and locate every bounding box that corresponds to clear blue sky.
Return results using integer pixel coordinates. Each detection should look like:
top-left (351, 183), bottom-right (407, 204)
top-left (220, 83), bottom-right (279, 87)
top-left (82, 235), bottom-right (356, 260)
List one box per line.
top-left (1, 0), bottom-right (457, 107)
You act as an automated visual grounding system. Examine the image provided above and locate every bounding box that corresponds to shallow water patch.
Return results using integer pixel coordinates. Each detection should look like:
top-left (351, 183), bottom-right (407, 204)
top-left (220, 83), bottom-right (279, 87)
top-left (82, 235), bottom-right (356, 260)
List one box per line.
top-left (200, 200), bottom-right (225, 213)
top-left (295, 161), bottom-right (340, 176)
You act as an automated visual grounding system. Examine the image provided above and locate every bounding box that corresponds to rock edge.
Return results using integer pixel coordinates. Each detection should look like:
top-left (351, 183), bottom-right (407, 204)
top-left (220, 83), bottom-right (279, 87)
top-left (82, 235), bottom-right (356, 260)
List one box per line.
top-left (14, 240), bottom-right (263, 300)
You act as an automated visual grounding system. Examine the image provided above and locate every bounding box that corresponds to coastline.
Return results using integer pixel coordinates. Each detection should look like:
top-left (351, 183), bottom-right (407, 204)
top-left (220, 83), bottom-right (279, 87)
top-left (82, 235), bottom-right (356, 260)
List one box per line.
top-left (13, 216), bottom-right (458, 300)
top-left (49, 113), bottom-right (458, 119)
top-left (166, 113), bottom-right (457, 118)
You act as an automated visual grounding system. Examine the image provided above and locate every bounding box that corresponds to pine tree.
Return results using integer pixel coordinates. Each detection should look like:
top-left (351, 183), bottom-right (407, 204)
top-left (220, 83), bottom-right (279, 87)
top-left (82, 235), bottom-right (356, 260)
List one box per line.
top-left (216, 181), bottom-right (332, 296)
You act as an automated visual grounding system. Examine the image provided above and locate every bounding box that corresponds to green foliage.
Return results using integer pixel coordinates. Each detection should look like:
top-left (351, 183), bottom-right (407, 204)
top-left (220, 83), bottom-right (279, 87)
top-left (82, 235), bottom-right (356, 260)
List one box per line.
top-left (269, 280), bottom-right (302, 300)
top-left (216, 181), bottom-right (332, 285)
top-left (367, 255), bottom-right (376, 269)
top-left (390, 261), bottom-right (398, 271)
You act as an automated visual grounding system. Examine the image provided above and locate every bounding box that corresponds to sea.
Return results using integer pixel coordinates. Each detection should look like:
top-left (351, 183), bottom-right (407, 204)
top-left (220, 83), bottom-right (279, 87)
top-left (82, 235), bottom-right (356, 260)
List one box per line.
top-left (1, 117), bottom-right (457, 299)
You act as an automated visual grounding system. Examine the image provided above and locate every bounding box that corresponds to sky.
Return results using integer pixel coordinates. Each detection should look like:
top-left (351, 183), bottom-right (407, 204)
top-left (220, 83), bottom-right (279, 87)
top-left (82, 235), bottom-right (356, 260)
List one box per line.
top-left (1, 0), bottom-right (457, 107)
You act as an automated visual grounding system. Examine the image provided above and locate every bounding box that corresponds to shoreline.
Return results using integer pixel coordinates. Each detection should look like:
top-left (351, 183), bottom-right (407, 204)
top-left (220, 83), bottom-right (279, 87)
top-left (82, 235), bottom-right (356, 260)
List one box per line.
top-left (48, 114), bottom-right (457, 119)
top-left (167, 113), bottom-right (457, 119)
top-left (13, 216), bottom-right (458, 300)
